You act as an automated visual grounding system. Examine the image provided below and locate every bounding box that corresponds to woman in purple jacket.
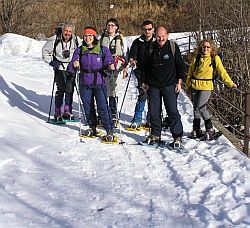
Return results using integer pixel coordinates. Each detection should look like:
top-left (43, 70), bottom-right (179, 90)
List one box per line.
top-left (68, 27), bottom-right (116, 142)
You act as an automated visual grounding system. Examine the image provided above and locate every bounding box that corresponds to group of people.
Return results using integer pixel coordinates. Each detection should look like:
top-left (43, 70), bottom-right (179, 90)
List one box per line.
top-left (42, 19), bottom-right (237, 146)
top-left (42, 19), bottom-right (126, 142)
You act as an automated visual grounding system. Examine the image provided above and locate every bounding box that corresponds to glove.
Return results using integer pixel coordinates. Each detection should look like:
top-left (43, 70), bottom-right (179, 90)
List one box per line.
top-left (138, 84), bottom-right (148, 101)
top-left (129, 58), bottom-right (136, 67)
top-left (73, 60), bottom-right (80, 70)
top-left (109, 63), bottom-right (115, 71)
top-left (49, 60), bottom-right (60, 70)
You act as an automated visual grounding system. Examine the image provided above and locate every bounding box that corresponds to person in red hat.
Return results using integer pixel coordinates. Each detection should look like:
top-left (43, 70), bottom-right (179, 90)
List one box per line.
top-left (68, 27), bottom-right (117, 142)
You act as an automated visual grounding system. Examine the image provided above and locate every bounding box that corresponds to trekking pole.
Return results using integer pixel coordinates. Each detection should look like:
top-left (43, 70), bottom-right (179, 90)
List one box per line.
top-left (47, 73), bottom-right (56, 122)
top-left (118, 65), bottom-right (134, 119)
top-left (75, 71), bottom-right (86, 142)
top-left (117, 65), bottom-right (134, 144)
top-left (74, 74), bottom-right (85, 116)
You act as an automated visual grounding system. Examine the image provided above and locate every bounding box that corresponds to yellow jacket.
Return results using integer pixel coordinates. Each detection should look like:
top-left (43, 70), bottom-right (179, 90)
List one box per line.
top-left (186, 54), bottom-right (234, 90)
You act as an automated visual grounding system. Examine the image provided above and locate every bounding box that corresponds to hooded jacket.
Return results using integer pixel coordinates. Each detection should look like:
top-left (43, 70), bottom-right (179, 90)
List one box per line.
top-left (67, 43), bottom-right (114, 86)
top-left (186, 54), bottom-right (234, 90)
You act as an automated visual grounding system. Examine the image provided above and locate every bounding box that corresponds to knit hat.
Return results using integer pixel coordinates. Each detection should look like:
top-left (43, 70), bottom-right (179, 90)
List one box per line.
top-left (83, 27), bottom-right (97, 37)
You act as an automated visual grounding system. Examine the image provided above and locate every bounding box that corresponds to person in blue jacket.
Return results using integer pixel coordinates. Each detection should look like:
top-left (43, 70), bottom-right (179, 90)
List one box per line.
top-left (67, 27), bottom-right (116, 142)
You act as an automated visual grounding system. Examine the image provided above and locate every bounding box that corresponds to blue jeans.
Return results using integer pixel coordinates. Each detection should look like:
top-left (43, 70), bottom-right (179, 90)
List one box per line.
top-left (132, 100), bottom-right (146, 123)
top-left (80, 84), bottom-right (113, 132)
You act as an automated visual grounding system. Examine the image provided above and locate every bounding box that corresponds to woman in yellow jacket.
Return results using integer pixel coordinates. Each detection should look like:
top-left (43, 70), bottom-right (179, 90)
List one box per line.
top-left (186, 38), bottom-right (237, 140)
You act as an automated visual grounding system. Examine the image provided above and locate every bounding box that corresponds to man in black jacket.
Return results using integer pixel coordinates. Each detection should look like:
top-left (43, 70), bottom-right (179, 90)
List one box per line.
top-left (143, 26), bottom-right (185, 148)
top-left (128, 20), bottom-right (155, 129)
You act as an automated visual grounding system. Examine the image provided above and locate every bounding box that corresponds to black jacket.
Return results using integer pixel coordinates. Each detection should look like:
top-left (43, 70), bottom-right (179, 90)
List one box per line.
top-left (144, 40), bottom-right (185, 88)
top-left (128, 34), bottom-right (155, 84)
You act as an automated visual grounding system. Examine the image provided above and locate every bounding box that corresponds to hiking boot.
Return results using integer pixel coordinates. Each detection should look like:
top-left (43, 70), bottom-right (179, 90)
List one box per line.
top-left (204, 128), bottom-right (215, 141)
top-left (83, 128), bottom-right (97, 137)
top-left (144, 121), bottom-right (150, 128)
top-left (168, 137), bottom-right (183, 149)
top-left (190, 129), bottom-right (203, 139)
top-left (173, 137), bottom-right (182, 149)
top-left (143, 134), bottom-right (160, 145)
top-left (103, 130), bottom-right (115, 142)
top-left (54, 113), bottom-right (63, 122)
top-left (62, 112), bottom-right (74, 120)
top-left (130, 121), bottom-right (141, 130)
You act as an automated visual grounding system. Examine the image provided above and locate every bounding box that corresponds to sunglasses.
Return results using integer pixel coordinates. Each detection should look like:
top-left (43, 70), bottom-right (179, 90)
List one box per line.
top-left (107, 24), bottom-right (116, 27)
top-left (202, 46), bottom-right (211, 49)
top-left (144, 28), bottom-right (153, 31)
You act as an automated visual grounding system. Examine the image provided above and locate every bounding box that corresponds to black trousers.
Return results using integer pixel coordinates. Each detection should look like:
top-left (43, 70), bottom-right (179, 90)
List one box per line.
top-left (148, 85), bottom-right (183, 139)
top-left (54, 70), bottom-right (75, 113)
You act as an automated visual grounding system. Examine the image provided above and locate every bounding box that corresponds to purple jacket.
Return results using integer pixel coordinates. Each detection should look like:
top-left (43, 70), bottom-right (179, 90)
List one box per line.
top-left (67, 43), bottom-right (114, 86)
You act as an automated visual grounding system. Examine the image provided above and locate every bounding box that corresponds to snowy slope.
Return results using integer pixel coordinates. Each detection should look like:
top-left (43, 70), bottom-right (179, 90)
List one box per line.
top-left (0, 33), bottom-right (250, 228)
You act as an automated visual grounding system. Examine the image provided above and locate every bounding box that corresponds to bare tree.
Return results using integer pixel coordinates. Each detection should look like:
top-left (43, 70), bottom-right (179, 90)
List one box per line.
top-left (0, 0), bottom-right (33, 34)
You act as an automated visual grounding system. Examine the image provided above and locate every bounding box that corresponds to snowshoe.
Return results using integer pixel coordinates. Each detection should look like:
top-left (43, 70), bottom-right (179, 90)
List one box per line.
top-left (167, 138), bottom-right (185, 152)
top-left (48, 114), bottom-right (66, 124)
top-left (49, 117), bottom-right (66, 125)
top-left (101, 131), bottom-right (119, 144)
top-left (189, 129), bottom-right (204, 139)
top-left (201, 130), bottom-right (222, 141)
top-left (62, 112), bottom-right (73, 120)
top-left (81, 128), bottom-right (97, 138)
top-left (141, 122), bottom-right (150, 131)
top-left (143, 134), bottom-right (161, 145)
top-left (138, 137), bottom-right (165, 148)
top-left (126, 122), bottom-right (142, 132)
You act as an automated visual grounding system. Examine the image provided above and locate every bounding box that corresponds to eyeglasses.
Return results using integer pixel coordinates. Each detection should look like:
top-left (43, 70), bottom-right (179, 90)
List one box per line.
top-left (202, 46), bottom-right (211, 49)
top-left (107, 24), bottom-right (116, 27)
top-left (144, 28), bottom-right (153, 31)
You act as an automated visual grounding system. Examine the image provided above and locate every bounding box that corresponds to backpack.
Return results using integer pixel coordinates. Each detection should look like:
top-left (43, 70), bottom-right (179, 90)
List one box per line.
top-left (169, 40), bottom-right (176, 58)
top-left (211, 51), bottom-right (224, 82)
top-left (194, 51), bottom-right (224, 82)
top-left (100, 31), bottom-right (125, 57)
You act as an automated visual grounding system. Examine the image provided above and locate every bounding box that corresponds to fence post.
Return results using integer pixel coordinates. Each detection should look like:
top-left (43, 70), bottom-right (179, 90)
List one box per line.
top-left (188, 35), bottom-right (191, 54)
top-left (244, 92), bottom-right (250, 156)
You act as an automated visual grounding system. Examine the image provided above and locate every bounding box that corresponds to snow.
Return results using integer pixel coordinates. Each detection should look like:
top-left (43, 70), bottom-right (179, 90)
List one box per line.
top-left (0, 33), bottom-right (250, 228)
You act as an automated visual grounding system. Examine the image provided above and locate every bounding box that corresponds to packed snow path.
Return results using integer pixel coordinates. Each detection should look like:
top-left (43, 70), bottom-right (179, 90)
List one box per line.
top-left (0, 33), bottom-right (249, 227)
